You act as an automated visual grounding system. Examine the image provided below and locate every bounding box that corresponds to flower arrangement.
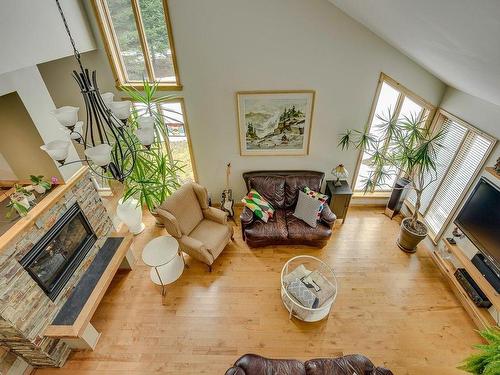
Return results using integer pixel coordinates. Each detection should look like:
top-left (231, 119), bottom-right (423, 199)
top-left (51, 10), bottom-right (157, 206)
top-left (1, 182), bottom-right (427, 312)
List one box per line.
top-left (30, 175), bottom-right (52, 194)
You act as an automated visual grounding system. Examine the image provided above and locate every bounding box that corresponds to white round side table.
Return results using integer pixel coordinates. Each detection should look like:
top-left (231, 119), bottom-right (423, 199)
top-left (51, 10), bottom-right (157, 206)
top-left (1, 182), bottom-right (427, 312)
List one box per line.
top-left (142, 236), bottom-right (184, 296)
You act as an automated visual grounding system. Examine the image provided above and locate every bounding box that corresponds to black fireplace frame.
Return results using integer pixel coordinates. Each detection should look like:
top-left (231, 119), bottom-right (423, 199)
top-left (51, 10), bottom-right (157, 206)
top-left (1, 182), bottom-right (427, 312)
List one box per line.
top-left (20, 203), bottom-right (97, 301)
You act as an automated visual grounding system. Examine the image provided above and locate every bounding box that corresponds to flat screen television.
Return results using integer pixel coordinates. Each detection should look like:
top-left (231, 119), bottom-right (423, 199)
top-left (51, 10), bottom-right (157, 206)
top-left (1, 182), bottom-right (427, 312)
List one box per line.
top-left (454, 177), bottom-right (500, 273)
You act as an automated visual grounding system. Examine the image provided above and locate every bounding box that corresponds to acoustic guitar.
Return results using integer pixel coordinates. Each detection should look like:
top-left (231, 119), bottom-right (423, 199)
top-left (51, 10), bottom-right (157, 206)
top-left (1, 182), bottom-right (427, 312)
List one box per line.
top-left (221, 162), bottom-right (234, 217)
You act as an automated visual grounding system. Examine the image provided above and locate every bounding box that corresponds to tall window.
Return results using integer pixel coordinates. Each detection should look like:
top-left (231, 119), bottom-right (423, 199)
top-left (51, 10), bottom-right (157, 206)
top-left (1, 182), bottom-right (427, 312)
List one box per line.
top-left (92, 0), bottom-right (181, 89)
top-left (406, 110), bottom-right (495, 240)
top-left (354, 74), bottom-right (434, 192)
top-left (132, 99), bottom-right (196, 183)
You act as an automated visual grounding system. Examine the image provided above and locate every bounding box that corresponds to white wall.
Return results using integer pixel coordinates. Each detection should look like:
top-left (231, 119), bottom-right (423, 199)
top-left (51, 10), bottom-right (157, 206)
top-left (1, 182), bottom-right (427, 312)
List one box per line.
top-left (0, 152), bottom-right (17, 180)
top-left (0, 67), bottom-right (82, 181)
top-left (0, 0), bottom-right (95, 76)
top-left (168, 0), bottom-right (446, 198)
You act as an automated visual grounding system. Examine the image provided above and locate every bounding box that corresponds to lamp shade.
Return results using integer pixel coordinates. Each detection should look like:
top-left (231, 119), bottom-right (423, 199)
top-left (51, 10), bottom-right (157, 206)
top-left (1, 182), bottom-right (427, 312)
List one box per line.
top-left (136, 127), bottom-right (155, 147)
top-left (51, 106), bottom-right (79, 128)
top-left (84, 144), bottom-right (112, 167)
top-left (332, 164), bottom-right (349, 179)
top-left (101, 92), bottom-right (114, 107)
top-left (70, 121), bottom-right (84, 140)
top-left (137, 116), bottom-right (154, 129)
top-left (109, 101), bottom-right (131, 120)
top-left (40, 140), bottom-right (71, 163)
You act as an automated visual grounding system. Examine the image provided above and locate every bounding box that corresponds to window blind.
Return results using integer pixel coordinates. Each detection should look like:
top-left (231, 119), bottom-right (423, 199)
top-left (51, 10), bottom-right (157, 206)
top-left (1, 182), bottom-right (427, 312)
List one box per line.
top-left (424, 130), bottom-right (492, 236)
top-left (406, 119), bottom-right (467, 211)
top-left (405, 113), bottom-right (494, 239)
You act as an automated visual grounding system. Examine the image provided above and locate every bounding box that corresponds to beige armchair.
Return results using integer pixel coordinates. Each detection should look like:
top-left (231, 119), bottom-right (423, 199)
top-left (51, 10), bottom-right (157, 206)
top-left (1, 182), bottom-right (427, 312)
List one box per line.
top-left (156, 182), bottom-right (234, 271)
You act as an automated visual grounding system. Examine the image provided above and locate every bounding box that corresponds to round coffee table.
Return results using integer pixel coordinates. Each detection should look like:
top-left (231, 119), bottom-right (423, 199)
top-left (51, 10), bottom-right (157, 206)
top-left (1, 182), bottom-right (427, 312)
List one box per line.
top-left (142, 236), bottom-right (184, 296)
top-left (280, 255), bottom-right (338, 322)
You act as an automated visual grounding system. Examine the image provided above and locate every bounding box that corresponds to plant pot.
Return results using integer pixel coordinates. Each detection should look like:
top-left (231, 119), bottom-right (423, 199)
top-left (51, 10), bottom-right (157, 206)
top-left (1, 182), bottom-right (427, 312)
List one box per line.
top-left (33, 185), bottom-right (46, 194)
top-left (150, 210), bottom-right (165, 227)
top-left (397, 217), bottom-right (428, 253)
top-left (117, 198), bottom-right (145, 235)
top-left (385, 177), bottom-right (411, 218)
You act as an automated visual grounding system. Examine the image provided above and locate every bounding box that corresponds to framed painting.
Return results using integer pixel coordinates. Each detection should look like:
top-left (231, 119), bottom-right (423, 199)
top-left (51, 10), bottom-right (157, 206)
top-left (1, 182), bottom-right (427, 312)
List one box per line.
top-left (237, 90), bottom-right (315, 156)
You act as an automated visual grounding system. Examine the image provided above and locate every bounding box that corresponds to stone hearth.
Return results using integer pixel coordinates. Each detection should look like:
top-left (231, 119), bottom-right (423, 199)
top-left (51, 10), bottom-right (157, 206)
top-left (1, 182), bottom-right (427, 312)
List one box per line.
top-left (0, 167), bottom-right (113, 368)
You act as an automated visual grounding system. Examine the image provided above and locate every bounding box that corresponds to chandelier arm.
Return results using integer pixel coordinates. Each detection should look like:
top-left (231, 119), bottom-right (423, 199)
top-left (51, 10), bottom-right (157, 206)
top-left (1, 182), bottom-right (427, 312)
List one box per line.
top-left (54, 0), bottom-right (84, 73)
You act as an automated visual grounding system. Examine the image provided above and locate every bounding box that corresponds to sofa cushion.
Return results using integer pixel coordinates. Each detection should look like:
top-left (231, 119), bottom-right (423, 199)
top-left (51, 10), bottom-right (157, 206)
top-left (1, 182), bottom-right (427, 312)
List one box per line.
top-left (233, 354), bottom-right (306, 375)
top-left (189, 219), bottom-right (232, 261)
top-left (160, 183), bottom-right (203, 235)
top-left (286, 210), bottom-right (332, 242)
top-left (285, 175), bottom-right (323, 209)
top-left (245, 209), bottom-right (288, 244)
top-left (305, 354), bottom-right (391, 375)
top-left (248, 175), bottom-right (286, 208)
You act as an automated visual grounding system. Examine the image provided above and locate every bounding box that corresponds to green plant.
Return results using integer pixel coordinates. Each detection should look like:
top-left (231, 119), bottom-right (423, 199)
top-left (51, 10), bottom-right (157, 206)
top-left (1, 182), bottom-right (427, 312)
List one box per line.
top-left (459, 328), bottom-right (500, 374)
top-left (120, 79), bottom-right (185, 212)
top-left (30, 175), bottom-right (51, 190)
top-left (5, 194), bottom-right (30, 219)
top-left (339, 108), bottom-right (445, 232)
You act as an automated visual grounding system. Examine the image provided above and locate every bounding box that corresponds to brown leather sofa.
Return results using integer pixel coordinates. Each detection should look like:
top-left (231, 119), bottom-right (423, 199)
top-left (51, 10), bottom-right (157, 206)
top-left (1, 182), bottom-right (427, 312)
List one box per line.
top-left (225, 354), bottom-right (393, 375)
top-left (240, 171), bottom-right (336, 247)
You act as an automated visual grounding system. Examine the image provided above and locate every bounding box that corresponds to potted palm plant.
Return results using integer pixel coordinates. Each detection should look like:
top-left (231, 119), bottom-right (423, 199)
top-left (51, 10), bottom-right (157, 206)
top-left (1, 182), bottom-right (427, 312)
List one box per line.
top-left (119, 80), bottom-right (185, 226)
top-left (459, 327), bottom-right (500, 374)
top-left (339, 109), bottom-right (446, 252)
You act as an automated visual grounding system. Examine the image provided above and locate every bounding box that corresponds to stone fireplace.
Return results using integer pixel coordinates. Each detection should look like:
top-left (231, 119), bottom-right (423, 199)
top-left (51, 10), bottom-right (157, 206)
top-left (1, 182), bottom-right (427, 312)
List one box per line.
top-left (20, 203), bottom-right (97, 301)
top-left (0, 167), bottom-right (113, 368)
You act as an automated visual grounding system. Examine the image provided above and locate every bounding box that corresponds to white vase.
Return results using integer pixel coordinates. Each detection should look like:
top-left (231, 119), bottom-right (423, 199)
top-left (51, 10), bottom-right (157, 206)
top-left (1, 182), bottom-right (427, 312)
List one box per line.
top-left (34, 185), bottom-right (46, 194)
top-left (117, 198), bottom-right (145, 235)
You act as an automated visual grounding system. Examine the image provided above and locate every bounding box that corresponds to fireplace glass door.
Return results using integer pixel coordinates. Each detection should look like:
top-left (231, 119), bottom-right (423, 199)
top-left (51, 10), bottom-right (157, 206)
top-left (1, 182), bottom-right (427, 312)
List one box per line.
top-left (20, 203), bottom-right (96, 300)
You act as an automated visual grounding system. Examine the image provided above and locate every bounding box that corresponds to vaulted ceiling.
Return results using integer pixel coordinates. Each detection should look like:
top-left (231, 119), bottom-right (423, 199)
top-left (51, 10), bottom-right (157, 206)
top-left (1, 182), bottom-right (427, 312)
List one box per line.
top-left (329, 0), bottom-right (500, 106)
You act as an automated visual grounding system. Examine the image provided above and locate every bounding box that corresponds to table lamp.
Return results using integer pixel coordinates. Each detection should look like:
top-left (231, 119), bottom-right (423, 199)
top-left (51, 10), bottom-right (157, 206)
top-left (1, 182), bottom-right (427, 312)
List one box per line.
top-left (332, 164), bottom-right (349, 187)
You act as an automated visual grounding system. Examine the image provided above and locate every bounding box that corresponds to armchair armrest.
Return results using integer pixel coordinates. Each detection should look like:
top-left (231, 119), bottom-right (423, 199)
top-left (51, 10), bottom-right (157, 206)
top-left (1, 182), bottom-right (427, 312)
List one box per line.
top-left (155, 208), bottom-right (182, 238)
top-left (203, 206), bottom-right (227, 224)
top-left (320, 205), bottom-right (336, 228)
top-left (179, 235), bottom-right (214, 265)
top-left (240, 206), bottom-right (255, 226)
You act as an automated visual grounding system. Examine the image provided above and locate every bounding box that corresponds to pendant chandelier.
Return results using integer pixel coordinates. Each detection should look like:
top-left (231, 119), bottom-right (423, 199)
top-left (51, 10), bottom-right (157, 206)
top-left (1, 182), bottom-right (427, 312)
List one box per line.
top-left (41, 0), bottom-right (138, 182)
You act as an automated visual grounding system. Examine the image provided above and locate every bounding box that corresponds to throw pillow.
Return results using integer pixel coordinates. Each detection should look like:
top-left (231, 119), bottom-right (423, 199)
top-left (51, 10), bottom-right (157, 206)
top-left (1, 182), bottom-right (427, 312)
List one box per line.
top-left (287, 278), bottom-right (319, 309)
top-left (293, 190), bottom-right (323, 228)
top-left (304, 187), bottom-right (329, 219)
top-left (241, 189), bottom-right (275, 222)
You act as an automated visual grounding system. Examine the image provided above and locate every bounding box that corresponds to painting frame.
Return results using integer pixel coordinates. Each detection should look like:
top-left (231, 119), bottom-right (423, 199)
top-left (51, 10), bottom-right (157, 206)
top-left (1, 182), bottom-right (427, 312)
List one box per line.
top-left (236, 90), bottom-right (315, 156)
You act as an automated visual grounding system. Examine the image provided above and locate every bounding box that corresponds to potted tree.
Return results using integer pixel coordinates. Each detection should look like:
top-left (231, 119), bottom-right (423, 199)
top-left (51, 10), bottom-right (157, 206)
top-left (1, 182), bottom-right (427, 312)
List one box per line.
top-left (119, 80), bottom-right (185, 227)
top-left (459, 327), bottom-right (500, 374)
top-left (338, 109), bottom-right (446, 252)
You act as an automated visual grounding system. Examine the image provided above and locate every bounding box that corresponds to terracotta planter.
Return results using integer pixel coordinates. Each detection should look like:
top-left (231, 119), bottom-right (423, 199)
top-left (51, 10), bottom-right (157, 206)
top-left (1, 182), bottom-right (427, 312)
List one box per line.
top-left (397, 217), bottom-right (428, 253)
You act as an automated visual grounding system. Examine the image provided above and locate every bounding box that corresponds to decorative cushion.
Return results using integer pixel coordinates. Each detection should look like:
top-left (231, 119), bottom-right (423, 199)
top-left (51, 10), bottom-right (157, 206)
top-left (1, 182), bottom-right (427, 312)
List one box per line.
top-left (293, 191), bottom-right (323, 228)
top-left (241, 189), bottom-right (275, 223)
top-left (304, 187), bottom-right (329, 219)
top-left (287, 278), bottom-right (319, 308)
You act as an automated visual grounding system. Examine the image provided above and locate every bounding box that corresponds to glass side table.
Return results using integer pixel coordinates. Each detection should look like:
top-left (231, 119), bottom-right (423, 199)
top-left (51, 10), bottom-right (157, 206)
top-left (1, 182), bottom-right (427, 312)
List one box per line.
top-left (142, 236), bottom-right (184, 296)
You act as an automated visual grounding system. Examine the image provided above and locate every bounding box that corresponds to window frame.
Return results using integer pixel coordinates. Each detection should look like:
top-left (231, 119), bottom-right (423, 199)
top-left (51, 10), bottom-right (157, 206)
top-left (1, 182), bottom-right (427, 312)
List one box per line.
top-left (129, 97), bottom-right (198, 182)
top-left (92, 0), bottom-right (182, 90)
top-left (404, 108), bottom-right (496, 243)
top-left (351, 73), bottom-right (436, 193)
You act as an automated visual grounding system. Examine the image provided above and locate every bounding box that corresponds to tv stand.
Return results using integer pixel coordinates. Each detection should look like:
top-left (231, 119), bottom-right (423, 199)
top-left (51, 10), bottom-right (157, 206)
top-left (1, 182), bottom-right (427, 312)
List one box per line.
top-left (432, 239), bottom-right (498, 329)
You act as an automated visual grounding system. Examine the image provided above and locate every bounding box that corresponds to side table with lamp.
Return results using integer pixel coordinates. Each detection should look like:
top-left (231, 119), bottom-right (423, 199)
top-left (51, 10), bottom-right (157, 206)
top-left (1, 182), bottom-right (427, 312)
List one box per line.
top-left (325, 164), bottom-right (352, 224)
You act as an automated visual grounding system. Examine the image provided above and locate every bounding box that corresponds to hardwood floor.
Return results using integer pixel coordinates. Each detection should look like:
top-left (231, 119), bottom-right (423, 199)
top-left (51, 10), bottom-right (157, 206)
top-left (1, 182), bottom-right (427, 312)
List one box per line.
top-left (35, 206), bottom-right (480, 375)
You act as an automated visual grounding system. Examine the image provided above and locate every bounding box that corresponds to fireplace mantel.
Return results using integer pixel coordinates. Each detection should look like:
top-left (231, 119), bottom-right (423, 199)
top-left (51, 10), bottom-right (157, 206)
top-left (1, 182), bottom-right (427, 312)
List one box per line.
top-left (0, 167), bottom-right (90, 254)
top-left (0, 166), bottom-right (114, 368)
